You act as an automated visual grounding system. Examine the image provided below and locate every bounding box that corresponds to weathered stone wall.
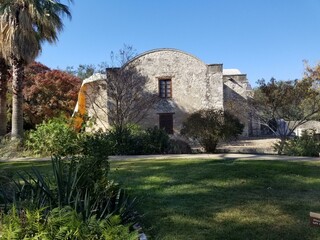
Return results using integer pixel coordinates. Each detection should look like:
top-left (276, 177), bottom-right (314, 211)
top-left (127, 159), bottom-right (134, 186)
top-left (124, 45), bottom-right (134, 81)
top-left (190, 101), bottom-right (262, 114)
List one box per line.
top-left (123, 49), bottom-right (224, 133)
top-left (82, 49), bottom-right (253, 136)
top-left (223, 74), bottom-right (251, 136)
top-left (85, 79), bottom-right (109, 131)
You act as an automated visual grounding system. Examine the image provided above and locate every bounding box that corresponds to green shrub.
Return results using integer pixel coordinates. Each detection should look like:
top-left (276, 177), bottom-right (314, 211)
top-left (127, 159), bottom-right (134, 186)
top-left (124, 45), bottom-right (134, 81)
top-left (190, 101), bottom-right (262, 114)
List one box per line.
top-left (6, 155), bottom-right (134, 221)
top-left (26, 119), bottom-right (171, 157)
top-left (0, 205), bottom-right (46, 239)
top-left (0, 136), bottom-right (24, 158)
top-left (25, 117), bottom-right (78, 156)
top-left (181, 109), bottom-right (244, 153)
top-left (108, 125), bottom-right (141, 155)
top-left (168, 138), bottom-right (192, 154)
top-left (1, 121), bottom-right (140, 238)
top-left (77, 131), bottom-right (111, 161)
top-left (142, 127), bottom-right (170, 154)
top-left (277, 130), bottom-right (320, 157)
top-left (108, 125), bottom-right (170, 155)
top-left (0, 206), bottom-right (138, 240)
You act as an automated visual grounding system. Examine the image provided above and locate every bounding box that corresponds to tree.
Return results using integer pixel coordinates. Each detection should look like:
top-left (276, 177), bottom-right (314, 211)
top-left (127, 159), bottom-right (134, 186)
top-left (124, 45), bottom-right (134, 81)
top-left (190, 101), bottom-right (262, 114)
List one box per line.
top-left (0, 58), bottom-right (9, 136)
top-left (109, 44), bottom-right (138, 67)
top-left (0, 0), bottom-right (72, 139)
top-left (181, 109), bottom-right (244, 153)
top-left (79, 45), bottom-right (159, 131)
top-left (65, 64), bottom-right (98, 80)
top-left (106, 45), bottom-right (161, 130)
top-left (104, 67), bottom-right (159, 130)
top-left (23, 62), bottom-right (81, 129)
top-left (251, 77), bottom-right (320, 152)
top-left (304, 61), bottom-right (320, 81)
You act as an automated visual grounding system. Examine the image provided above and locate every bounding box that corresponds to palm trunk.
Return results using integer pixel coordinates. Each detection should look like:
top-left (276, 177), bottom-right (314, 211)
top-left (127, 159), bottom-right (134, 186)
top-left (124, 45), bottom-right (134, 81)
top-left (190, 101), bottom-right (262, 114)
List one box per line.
top-left (0, 59), bottom-right (8, 136)
top-left (11, 58), bottom-right (24, 139)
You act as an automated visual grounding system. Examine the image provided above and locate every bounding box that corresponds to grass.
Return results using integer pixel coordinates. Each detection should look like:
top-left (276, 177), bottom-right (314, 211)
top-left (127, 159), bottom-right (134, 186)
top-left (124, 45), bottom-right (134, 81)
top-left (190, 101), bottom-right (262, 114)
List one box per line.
top-left (2, 158), bottom-right (320, 239)
top-left (109, 158), bottom-right (320, 240)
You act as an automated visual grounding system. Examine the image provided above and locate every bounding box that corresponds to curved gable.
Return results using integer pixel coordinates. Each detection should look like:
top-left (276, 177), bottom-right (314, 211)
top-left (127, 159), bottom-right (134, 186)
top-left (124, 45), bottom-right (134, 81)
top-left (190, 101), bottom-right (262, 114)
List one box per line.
top-left (123, 48), bottom-right (207, 69)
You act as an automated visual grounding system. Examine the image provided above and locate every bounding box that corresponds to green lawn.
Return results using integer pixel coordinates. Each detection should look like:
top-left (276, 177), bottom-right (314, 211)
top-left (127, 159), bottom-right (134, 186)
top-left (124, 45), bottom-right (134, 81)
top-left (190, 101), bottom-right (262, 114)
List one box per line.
top-left (109, 158), bottom-right (320, 240)
top-left (2, 158), bottom-right (320, 239)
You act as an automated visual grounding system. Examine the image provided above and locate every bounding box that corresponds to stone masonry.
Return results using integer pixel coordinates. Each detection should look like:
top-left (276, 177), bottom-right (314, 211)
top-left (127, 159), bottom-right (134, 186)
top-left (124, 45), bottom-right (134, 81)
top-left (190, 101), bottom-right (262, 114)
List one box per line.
top-left (78, 49), bottom-right (254, 136)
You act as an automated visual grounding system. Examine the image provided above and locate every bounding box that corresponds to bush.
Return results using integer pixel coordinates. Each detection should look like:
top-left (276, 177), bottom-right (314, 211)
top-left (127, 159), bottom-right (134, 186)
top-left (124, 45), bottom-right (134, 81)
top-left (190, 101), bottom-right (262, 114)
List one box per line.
top-left (168, 138), bottom-right (192, 154)
top-left (181, 109), bottom-right (244, 153)
top-left (1, 120), bottom-right (141, 238)
top-left (0, 206), bottom-right (138, 240)
top-left (108, 125), bottom-right (142, 155)
top-left (77, 131), bottom-right (111, 161)
top-left (277, 130), bottom-right (320, 157)
top-left (0, 136), bottom-right (24, 158)
top-left (25, 117), bottom-right (78, 156)
top-left (25, 118), bottom-right (171, 157)
top-left (0, 154), bottom-right (139, 238)
top-left (6, 155), bottom-right (134, 221)
top-left (108, 125), bottom-right (170, 155)
top-left (142, 127), bottom-right (170, 154)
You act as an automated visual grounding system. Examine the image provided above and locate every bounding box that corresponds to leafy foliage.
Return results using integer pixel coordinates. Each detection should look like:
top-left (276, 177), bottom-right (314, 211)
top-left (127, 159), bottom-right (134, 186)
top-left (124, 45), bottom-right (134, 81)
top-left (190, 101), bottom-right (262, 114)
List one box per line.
top-left (108, 125), bottom-right (170, 155)
top-left (252, 77), bottom-right (320, 152)
top-left (7, 154), bottom-right (135, 222)
top-left (181, 109), bottom-right (244, 153)
top-left (77, 131), bottom-right (111, 162)
top-left (0, 136), bottom-right (24, 158)
top-left (25, 117), bottom-right (78, 156)
top-left (65, 64), bottom-right (98, 80)
top-left (25, 118), bottom-right (175, 156)
top-left (1, 130), bottom-right (139, 238)
top-left (0, 0), bottom-right (73, 139)
top-left (23, 62), bottom-right (81, 129)
top-left (168, 138), bottom-right (192, 154)
top-left (143, 126), bottom-right (171, 154)
top-left (0, 206), bottom-right (138, 240)
top-left (275, 130), bottom-right (320, 157)
top-left (5, 62), bottom-right (81, 132)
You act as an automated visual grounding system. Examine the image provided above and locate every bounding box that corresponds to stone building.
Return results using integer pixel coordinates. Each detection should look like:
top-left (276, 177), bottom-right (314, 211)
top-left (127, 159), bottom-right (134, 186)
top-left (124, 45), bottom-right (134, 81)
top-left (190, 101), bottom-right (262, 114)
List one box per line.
top-left (74, 49), bottom-right (255, 136)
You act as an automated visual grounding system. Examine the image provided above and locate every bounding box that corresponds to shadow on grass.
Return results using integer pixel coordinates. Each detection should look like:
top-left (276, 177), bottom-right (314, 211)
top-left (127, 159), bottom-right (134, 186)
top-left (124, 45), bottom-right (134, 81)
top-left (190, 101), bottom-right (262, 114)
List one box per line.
top-left (0, 161), bottom-right (52, 176)
top-left (110, 159), bottom-right (320, 239)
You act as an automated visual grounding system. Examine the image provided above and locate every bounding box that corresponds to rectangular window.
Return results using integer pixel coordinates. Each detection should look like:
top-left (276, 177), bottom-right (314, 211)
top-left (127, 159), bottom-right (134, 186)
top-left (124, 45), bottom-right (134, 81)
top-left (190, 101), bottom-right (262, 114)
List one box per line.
top-left (159, 113), bottom-right (174, 134)
top-left (159, 79), bottom-right (172, 98)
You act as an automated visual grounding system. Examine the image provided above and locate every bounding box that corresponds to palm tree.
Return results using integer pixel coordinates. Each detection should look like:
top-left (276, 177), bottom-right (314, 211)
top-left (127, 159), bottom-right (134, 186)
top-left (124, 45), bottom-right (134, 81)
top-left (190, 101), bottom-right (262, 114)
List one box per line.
top-left (0, 57), bottom-right (9, 136)
top-left (0, 0), bottom-right (72, 139)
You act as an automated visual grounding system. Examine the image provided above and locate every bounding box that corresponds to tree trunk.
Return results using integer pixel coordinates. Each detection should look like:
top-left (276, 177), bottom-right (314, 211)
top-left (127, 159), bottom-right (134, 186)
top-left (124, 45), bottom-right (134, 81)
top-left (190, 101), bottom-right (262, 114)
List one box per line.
top-left (11, 59), bottom-right (24, 139)
top-left (277, 137), bottom-right (288, 155)
top-left (0, 59), bottom-right (8, 137)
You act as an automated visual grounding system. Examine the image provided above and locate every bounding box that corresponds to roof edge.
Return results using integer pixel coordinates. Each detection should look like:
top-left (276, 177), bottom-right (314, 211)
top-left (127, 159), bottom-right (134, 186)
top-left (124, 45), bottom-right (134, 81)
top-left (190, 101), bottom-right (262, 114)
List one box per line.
top-left (122, 48), bottom-right (207, 68)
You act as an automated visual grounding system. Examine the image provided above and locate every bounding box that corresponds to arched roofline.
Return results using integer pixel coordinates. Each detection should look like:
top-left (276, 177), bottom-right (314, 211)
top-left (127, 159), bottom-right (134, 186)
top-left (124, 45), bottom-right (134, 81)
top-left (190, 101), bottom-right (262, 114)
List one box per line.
top-left (121, 48), bottom-right (207, 69)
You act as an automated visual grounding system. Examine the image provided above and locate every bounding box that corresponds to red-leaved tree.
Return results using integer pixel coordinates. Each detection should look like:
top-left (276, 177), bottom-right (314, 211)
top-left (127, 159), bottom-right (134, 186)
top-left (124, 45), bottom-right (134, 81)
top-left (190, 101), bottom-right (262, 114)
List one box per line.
top-left (22, 62), bottom-right (81, 129)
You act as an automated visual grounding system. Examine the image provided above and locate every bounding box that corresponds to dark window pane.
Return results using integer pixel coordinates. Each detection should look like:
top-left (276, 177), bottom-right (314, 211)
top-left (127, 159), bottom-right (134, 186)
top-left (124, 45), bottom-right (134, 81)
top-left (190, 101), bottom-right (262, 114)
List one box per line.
top-left (159, 79), bottom-right (172, 98)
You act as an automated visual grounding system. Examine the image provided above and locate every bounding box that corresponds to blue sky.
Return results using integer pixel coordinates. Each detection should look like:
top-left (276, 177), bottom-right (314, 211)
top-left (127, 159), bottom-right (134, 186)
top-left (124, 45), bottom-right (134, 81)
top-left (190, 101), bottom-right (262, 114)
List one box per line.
top-left (37, 0), bottom-right (320, 86)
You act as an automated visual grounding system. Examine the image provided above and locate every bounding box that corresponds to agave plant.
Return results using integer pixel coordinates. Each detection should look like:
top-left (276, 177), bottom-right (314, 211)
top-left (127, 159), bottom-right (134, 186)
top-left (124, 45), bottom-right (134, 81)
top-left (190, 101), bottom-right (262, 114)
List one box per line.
top-left (1, 155), bottom-right (138, 223)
